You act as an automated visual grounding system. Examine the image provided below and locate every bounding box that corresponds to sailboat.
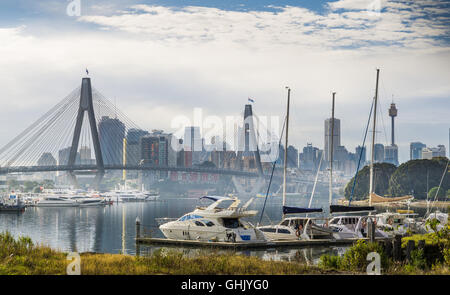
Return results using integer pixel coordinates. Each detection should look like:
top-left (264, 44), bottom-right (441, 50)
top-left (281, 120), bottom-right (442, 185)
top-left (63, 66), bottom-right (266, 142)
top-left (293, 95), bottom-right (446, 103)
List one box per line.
top-left (257, 87), bottom-right (338, 241)
top-left (326, 70), bottom-right (390, 239)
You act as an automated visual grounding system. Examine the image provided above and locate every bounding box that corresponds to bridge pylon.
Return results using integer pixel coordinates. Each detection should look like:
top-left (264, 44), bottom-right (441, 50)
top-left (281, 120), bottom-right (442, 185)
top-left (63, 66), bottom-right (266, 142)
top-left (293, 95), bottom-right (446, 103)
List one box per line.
top-left (68, 77), bottom-right (104, 188)
top-left (236, 104), bottom-right (263, 175)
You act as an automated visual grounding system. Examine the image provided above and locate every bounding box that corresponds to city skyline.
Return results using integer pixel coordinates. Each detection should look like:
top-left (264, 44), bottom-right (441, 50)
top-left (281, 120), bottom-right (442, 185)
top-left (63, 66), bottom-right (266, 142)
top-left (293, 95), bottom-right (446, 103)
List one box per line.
top-left (0, 0), bottom-right (449, 164)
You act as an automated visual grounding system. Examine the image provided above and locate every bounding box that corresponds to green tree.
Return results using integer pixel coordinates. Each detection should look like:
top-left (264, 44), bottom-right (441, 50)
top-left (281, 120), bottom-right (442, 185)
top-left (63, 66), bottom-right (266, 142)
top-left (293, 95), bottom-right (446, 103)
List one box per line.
top-left (388, 157), bottom-right (449, 200)
top-left (344, 162), bottom-right (397, 200)
top-left (428, 186), bottom-right (446, 200)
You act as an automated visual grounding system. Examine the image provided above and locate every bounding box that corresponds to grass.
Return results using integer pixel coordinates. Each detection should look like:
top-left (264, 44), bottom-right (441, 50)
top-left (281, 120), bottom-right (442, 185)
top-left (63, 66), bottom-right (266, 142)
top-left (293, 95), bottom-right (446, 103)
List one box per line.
top-left (0, 231), bottom-right (345, 275)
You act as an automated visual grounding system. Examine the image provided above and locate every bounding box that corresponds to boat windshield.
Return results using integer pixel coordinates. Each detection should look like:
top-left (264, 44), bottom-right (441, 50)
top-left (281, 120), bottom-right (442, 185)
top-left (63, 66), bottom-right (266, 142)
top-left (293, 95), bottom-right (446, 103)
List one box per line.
top-left (222, 218), bottom-right (241, 229)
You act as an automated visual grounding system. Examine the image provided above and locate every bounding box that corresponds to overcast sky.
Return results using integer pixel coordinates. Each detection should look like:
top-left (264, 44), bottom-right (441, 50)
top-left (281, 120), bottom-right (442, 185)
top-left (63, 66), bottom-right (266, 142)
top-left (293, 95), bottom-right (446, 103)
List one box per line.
top-left (0, 0), bottom-right (449, 163)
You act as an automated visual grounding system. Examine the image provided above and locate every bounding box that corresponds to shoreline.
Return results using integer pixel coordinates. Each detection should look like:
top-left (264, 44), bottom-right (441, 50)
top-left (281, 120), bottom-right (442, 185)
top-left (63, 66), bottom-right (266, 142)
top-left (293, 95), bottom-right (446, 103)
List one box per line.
top-left (337, 198), bottom-right (450, 209)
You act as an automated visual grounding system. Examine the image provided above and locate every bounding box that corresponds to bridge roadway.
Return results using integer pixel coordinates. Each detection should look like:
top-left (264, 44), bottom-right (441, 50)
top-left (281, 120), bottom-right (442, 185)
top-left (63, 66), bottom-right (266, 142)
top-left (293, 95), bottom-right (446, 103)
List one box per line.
top-left (0, 164), bottom-right (320, 184)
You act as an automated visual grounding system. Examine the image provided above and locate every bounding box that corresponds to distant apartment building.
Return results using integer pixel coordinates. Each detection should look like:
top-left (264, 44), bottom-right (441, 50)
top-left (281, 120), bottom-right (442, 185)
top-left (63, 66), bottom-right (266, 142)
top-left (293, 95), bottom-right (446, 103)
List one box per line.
top-left (98, 116), bottom-right (125, 165)
top-left (324, 118), bottom-right (341, 164)
top-left (374, 143), bottom-right (385, 163)
top-left (287, 145), bottom-right (298, 168)
top-left (421, 145), bottom-right (446, 160)
top-left (384, 145), bottom-right (399, 166)
top-left (410, 142), bottom-right (426, 160)
top-left (299, 143), bottom-right (320, 171)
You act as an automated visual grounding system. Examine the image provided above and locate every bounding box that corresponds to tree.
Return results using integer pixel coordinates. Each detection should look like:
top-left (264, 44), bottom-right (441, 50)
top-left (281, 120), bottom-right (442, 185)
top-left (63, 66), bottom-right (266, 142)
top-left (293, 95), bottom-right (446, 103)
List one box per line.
top-left (428, 186), bottom-right (446, 200)
top-left (344, 162), bottom-right (397, 200)
top-left (388, 157), bottom-right (449, 200)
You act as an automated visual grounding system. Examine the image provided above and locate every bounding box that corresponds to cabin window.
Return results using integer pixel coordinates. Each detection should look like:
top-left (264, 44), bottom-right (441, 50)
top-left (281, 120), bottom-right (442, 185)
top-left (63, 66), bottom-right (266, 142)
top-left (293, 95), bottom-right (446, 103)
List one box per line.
top-left (330, 219), bottom-right (339, 225)
top-left (222, 218), bottom-right (240, 228)
top-left (280, 220), bottom-right (289, 226)
top-left (194, 221), bottom-right (205, 226)
top-left (204, 221), bottom-right (215, 227)
top-left (277, 229), bottom-right (291, 234)
top-left (260, 228), bottom-right (276, 233)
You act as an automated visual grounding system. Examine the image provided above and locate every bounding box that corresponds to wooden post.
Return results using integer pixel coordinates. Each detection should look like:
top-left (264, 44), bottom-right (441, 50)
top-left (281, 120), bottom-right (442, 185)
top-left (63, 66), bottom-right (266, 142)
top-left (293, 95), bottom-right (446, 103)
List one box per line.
top-left (406, 240), bottom-right (415, 261)
top-left (136, 217), bottom-right (141, 239)
top-left (393, 234), bottom-right (402, 261)
top-left (384, 240), bottom-right (392, 258)
top-left (368, 218), bottom-right (375, 243)
top-left (418, 240), bottom-right (425, 250)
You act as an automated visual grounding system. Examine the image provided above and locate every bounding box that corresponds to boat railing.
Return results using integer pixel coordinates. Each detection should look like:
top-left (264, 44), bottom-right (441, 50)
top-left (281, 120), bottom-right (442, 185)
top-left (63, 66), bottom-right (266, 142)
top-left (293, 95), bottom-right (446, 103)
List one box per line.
top-left (155, 217), bottom-right (178, 225)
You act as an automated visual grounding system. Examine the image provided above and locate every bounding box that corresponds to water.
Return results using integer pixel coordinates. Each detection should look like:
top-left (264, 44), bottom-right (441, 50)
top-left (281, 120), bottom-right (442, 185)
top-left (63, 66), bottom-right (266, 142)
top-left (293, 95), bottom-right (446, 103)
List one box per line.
top-left (0, 192), bottom-right (429, 264)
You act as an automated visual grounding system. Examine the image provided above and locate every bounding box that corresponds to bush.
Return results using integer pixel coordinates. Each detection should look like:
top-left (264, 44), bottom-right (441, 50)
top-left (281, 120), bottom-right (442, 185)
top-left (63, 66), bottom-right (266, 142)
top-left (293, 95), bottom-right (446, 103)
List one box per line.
top-left (319, 240), bottom-right (389, 272)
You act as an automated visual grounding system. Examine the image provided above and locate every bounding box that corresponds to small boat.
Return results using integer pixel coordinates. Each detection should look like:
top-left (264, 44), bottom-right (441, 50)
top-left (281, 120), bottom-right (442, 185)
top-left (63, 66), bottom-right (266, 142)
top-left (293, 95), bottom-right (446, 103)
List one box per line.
top-left (0, 193), bottom-right (26, 212)
top-left (159, 196), bottom-right (266, 243)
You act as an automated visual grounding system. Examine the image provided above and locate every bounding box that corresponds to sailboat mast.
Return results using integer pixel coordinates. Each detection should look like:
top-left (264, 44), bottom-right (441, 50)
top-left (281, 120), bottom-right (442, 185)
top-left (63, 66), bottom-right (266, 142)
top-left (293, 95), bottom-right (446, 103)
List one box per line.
top-left (329, 92), bottom-right (336, 206)
top-left (282, 87), bottom-right (291, 220)
top-left (369, 69), bottom-right (380, 206)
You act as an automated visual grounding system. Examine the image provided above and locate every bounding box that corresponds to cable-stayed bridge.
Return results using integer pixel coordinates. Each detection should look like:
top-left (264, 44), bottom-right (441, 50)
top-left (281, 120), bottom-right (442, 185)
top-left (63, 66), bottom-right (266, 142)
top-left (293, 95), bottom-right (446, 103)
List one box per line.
top-left (0, 77), bottom-right (321, 190)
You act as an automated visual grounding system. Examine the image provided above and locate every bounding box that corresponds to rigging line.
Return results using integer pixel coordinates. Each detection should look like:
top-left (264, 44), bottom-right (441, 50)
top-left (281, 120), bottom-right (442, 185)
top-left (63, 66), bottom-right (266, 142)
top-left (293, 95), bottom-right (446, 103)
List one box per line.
top-left (429, 158), bottom-right (449, 214)
top-left (257, 114), bottom-right (287, 226)
top-left (6, 90), bottom-right (79, 165)
top-left (0, 95), bottom-right (74, 165)
top-left (23, 95), bottom-right (80, 164)
top-left (15, 97), bottom-right (80, 167)
top-left (0, 87), bottom-right (80, 157)
top-left (5, 96), bottom-right (78, 167)
top-left (349, 98), bottom-right (375, 205)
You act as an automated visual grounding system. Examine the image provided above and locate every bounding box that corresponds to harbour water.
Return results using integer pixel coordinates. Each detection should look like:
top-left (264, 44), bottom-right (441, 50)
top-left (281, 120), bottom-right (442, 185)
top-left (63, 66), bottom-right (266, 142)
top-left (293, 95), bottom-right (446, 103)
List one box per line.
top-left (0, 192), bottom-right (428, 264)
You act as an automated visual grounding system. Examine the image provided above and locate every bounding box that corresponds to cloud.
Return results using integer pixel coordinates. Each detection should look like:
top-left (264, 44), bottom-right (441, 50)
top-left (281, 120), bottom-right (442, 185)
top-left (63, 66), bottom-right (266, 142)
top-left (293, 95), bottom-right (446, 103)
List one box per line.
top-left (0, 1), bottom-right (449, 163)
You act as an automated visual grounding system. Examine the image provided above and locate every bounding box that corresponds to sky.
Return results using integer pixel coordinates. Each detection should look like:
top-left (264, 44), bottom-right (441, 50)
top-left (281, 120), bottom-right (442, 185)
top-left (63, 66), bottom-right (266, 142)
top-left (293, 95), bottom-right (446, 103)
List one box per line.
top-left (0, 0), bottom-right (449, 163)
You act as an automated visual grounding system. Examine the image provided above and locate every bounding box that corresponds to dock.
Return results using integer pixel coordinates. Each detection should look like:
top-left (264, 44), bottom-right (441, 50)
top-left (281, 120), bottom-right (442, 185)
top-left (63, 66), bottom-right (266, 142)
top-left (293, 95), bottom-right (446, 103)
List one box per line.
top-left (135, 237), bottom-right (391, 250)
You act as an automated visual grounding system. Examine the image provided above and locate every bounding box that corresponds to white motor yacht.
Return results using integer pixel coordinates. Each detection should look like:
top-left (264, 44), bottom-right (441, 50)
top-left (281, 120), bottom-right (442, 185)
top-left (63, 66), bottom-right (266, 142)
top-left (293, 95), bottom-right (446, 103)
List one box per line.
top-left (69, 195), bottom-right (106, 207)
top-left (375, 211), bottom-right (421, 236)
top-left (328, 215), bottom-right (390, 239)
top-left (258, 216), bottom-right (340, 240)
top-left (35, 196), bottom-right (80, 207)
top-left (159, 196), bottom-right (266, 243)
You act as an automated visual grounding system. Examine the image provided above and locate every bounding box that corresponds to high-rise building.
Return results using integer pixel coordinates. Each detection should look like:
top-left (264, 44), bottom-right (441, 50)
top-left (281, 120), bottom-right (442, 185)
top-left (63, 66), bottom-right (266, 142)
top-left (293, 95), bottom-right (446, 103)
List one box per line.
top-left (374, 143), bottom-right (384, 163)
top-left (79, 146), bottom-right (94, 165)
top-left (141, 136), bottom-right (160, 166)
top-left (287, 145), bottom-right (298, 168)
top-left (355, 145), bottom-right (366, 166)
top-left (324, 118), bottom-right (341, 164)
top-left (184, 126), bottom-right (202, 165)
top-left (422, 145), bottom-right (446, 159)
top-left (126, 128), bottom-right (149, 165)
top-left (58, 147), bottom-right (80, 165)
top-left (299, 143), bottom-right (319, 171)
top-left (98, 116), bottom-right (126, 165)
top-left (384, 145), bottom-right (399, 166)
top-left (410, 142), bottom-right (426, 160)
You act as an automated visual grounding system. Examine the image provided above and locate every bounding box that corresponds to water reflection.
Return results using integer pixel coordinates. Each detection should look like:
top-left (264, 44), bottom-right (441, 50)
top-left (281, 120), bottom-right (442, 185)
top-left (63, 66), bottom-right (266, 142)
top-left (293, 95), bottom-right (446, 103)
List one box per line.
top-left (0, 194), bottom-right (431, 261)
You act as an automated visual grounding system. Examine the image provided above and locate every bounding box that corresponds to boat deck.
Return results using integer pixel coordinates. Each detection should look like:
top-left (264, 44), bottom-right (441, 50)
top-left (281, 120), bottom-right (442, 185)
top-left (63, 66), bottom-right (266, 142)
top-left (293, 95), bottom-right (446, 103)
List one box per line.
top-left (136, 237), bottom-right (391, 249)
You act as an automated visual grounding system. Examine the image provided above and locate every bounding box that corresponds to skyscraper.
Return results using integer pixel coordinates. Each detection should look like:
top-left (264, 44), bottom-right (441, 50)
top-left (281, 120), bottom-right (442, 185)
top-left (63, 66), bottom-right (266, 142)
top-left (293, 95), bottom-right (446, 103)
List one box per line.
top-left (374, 143), bottom-right (384, 163)
top-left (287, 145), bottom-right (298, 168)
top-left (410, 142), bottom-right (426, 160)
top-left (324, 118), bottom-right (341, 164)
top-left (98, 116), bottom-right (125, 165)
top-left (184, 126), bottom-right (202, 165)
top-left (126, 128), bottom-right (149, 165)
